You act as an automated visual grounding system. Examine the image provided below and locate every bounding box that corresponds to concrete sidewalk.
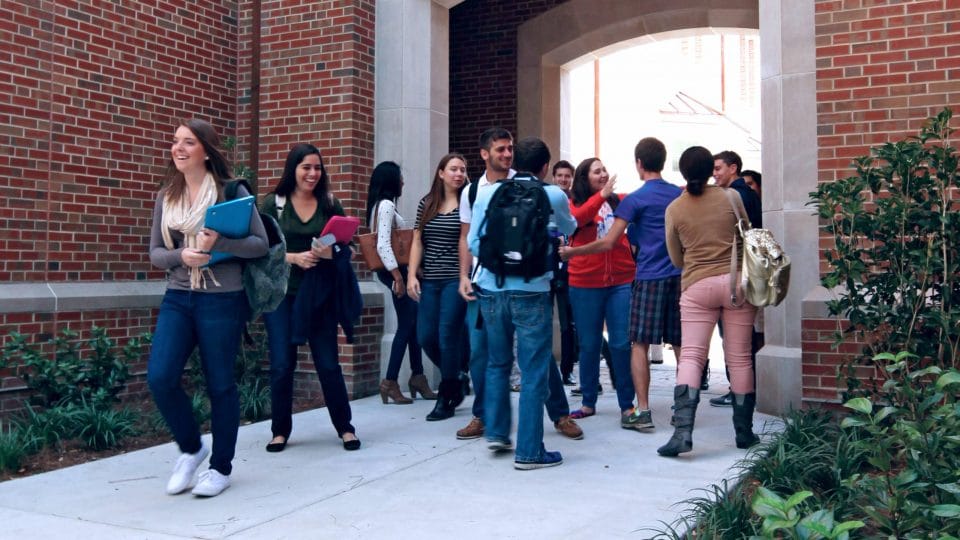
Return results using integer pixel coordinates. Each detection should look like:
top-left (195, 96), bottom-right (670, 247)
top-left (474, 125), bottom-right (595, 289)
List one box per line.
top-left (0, 360), bottom-right (779, 539)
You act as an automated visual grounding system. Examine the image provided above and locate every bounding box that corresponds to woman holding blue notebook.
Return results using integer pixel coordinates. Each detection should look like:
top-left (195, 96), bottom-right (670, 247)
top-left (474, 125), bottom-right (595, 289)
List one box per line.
top-left (147, 119), bottom-right (268, 498)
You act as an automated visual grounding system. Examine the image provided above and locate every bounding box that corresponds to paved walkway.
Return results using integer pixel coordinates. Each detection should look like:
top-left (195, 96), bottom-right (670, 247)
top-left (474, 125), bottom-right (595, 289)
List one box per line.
top-left (0, 352), bottom-right (780, 539)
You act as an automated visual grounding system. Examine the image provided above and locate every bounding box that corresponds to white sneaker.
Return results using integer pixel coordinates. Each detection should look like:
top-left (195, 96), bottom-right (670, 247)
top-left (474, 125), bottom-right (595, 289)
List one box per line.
top-left (165, 444), bottom-right (209, 495)
top-left (191, 469), bottom-right (231, 497)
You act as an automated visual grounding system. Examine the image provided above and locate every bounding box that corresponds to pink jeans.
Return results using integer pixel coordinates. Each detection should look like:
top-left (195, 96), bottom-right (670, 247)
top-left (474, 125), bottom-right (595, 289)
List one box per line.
top-left (678, 273), bottom-right (757, 394)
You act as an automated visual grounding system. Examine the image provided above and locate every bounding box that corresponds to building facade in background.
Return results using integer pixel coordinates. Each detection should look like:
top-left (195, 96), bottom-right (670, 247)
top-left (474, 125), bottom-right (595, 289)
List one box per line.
top-left (1, 0), bottom-right (957, 413)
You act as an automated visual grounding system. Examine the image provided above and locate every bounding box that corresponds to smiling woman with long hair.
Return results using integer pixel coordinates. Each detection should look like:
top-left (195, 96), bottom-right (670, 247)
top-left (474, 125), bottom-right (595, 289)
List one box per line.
top-left (258, 143), bottom-right (361, 454)
top-left (147, 119), bottom-right (268, 497)
top-left (565, 158), bottom-right (637, 422)
top-left (407, 153), bottom-right (469, 421)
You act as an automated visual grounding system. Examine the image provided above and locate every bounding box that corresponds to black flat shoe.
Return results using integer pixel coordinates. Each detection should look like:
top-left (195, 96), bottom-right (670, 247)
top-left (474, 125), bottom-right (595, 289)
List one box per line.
top-left (265, 437), bottom-right (288, 453)
top-left (342, 437), bottom-right (361, 451)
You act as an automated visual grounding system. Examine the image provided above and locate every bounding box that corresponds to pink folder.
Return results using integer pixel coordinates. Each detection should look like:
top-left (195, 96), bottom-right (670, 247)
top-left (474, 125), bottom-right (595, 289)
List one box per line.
top-left (319, 215), bottom-right (361, 244)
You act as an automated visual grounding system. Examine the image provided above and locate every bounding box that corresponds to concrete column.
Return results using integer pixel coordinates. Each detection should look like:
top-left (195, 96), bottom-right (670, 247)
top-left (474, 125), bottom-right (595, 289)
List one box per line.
top-left (373, 1), bottom-right (453, 383)
top-left (756, 0), bottom-right (819, 414)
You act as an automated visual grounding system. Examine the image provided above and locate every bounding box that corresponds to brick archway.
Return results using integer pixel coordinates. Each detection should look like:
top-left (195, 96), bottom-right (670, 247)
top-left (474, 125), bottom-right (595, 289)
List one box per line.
top-left (511, 0), bottom-right (819, 414)
top-left (377, 1), bottom-right (818, 413)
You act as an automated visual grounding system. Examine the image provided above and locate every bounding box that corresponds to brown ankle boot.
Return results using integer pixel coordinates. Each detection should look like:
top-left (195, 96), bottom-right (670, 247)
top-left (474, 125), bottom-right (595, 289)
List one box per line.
top-left (408, 373), bottom-right (437, 400)
top-left (379, 379), bottom-right (413, 404)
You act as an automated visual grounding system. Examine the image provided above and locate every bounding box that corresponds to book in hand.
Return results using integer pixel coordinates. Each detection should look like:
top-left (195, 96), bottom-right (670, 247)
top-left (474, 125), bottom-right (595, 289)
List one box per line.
top-left (317, 215), bottom-right (361, 245)
top-left (202, 195), bottom-right (255, 266)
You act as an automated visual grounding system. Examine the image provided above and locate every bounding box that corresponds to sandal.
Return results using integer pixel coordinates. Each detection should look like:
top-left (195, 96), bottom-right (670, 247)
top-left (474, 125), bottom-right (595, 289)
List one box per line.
top-left (569, 408), bottom-right (595, 420)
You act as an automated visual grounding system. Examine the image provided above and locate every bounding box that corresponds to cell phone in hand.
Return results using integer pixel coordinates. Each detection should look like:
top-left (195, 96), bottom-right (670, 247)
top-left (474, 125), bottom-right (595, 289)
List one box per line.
top-left (312, 233), bottom-right (336, 249)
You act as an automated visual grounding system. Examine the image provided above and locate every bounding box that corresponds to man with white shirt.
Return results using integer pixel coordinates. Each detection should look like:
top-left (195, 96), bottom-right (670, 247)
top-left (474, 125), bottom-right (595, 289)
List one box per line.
top-left (455, 128), bottom-right (582, 442)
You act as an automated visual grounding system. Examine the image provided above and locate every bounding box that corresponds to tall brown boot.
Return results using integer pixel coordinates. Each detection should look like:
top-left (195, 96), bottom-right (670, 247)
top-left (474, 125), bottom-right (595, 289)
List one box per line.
top-left (408, 373), bottom-right (437, 400)
top-left (379, 379), bottom-right (413, 404)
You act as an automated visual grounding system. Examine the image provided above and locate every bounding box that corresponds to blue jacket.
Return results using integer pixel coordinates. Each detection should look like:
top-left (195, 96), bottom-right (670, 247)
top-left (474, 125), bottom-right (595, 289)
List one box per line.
top-left (291, 244), bottom-right (362, 344)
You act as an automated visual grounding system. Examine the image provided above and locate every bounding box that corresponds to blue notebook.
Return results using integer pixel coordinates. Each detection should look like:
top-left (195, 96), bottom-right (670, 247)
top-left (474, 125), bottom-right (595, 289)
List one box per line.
top-left (203, 195), bottom-right (254, 266)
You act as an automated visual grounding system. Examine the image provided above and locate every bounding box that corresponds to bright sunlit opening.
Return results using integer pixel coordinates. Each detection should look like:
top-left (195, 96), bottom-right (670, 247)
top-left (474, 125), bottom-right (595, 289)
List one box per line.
top-left (560, 29), bottom-right (761, 192)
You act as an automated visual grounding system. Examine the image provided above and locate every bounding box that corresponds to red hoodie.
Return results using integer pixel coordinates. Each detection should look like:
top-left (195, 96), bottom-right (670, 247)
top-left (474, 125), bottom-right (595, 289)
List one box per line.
top-left (567, 191), bottom-right (636, 288)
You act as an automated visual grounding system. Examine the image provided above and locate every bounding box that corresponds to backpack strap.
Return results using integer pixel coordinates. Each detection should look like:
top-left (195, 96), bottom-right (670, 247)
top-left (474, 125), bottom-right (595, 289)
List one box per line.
top-left (724, 188), bottom-right (747, 307)
top-left (224, 179), bottom-right (253, 201)
top-left (275, 194), bottom-right (287, 216)
top-left (468, 180), bottom-right (480, 209)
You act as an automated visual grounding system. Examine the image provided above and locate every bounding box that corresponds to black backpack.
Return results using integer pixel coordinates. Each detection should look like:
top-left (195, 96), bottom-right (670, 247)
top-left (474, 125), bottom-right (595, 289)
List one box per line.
top-left (477, 177), bottom-right (553, 287)
top-left (224, 180), bottom-right (289, 321)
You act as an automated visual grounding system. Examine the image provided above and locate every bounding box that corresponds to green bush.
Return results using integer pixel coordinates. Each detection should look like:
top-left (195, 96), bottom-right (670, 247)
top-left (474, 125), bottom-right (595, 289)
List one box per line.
top-left (0, 420), bottom-right (38, 472)
top-left (0, 327), bottom-right (148, 409)
top-left (15, 405), bottom-right (82, 453)
top-left (810, 107), bottom-right (960, 380)
top-left (72, 403), bottom-right (139, 451)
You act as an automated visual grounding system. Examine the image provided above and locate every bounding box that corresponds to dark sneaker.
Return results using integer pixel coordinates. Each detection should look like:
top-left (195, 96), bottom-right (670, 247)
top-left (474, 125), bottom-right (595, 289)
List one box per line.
top-left (710, 392), bottom-right (734, 407)
top-left (561, 374), bottom-right (576, 386)
top-left (456, 417), bottom-right (485, 440)
top-left (487, 438), bottom-right (513, 452)
top-left (554, 416), bottom-right (584, 440)
top-left (570, 383), bottom-right (602, 396)
top-left (514, 450), bottom-right (563, 470)
top-left (621, 409), bottom-right (654, 430)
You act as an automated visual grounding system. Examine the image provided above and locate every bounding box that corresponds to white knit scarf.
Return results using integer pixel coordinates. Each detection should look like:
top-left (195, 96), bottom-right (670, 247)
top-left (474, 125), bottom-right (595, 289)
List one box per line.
top-left (162, 173), bottom-right (220, 289)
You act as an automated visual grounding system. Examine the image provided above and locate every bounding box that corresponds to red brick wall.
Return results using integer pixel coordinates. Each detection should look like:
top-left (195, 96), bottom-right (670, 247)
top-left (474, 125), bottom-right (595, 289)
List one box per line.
top-left (800, 317), bottom-right (874, 404)
top-left (815, 0), bottom-right (960, 185)
top-left (247, 0), bottom-right (376, 221)
top-left (449, 0), bottom-right (569, 179)
top-left (809, 0), bottom-right (960, 403)
top-left (0, 0), bottom-right (239, 284)
top-left (0, 0), bottom-right (383, 411)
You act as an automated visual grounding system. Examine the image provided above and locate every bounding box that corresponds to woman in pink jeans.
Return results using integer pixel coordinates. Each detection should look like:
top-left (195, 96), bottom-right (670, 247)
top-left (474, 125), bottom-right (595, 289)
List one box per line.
top-left (658, 146), bottom-right (759, 457)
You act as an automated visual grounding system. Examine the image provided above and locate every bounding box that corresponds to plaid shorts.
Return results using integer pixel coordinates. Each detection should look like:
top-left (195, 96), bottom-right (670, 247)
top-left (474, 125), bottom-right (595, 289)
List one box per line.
top-left (629, 275), bottom-right (682, 346)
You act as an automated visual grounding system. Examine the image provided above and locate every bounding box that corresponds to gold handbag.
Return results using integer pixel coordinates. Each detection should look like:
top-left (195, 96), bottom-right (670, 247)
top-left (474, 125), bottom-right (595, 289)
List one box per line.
top-left (724, 189), bottom-right (791, 307)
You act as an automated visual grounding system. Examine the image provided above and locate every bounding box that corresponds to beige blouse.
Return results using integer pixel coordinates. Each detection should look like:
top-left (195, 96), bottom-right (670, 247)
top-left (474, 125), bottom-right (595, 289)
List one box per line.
top-left (664, 185), bottom-right (747, 292)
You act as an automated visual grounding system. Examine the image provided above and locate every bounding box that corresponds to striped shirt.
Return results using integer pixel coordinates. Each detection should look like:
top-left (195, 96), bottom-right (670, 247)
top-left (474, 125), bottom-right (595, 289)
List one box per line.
top-left (415, 197), bottom-right (461, 280)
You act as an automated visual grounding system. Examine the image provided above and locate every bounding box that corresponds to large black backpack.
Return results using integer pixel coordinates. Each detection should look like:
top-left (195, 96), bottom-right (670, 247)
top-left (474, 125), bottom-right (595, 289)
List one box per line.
top-left (224, 180), bottom-right (289, 321)
top-left (478, 177), bottom-right (553, 287)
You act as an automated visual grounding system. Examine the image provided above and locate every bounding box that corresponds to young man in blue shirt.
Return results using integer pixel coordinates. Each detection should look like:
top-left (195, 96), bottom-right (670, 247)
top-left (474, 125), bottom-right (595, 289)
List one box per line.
top-left (560, 137), bottom-right (682, 430)
top-left (467, 137), bottom-right (576, 469)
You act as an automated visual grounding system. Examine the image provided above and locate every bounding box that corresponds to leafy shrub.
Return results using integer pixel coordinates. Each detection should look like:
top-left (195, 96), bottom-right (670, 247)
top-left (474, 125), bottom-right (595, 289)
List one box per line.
top-left (838, 352), bottom-right (960, 537)
top-left (810, 107), bottom-right (960, 382)
top-left (236, 330), bottom-right (271, 422)
top-left (239, 377), bottom-right (271, 423)
top-left (0, 420), bottom-right (38, 472)
top-left (0, 327), bottom-right (148, 409)
top-left (72, 403), bottom-right (139, 451)
top-left (14, 405), bottom-right (82, 453)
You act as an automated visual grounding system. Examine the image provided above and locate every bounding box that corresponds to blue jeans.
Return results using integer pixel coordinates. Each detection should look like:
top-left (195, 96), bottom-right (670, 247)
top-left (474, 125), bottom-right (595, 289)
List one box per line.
top-left (569, 284), bottom-right (635, 412)
top-left (376, 268), bottom-right (423, 381)
top-left (417, 278), bottom-right (466, 381)
top-left (148, 289), bottom-right (245, 476)
top-left (468, 298), bottom-right (570, 422)
top-left (467, 299), bottom-right (487, 418)
top-left (477, 287), bottom-right (554, 462)
top-left (263, 295), bottom-right (355, 439)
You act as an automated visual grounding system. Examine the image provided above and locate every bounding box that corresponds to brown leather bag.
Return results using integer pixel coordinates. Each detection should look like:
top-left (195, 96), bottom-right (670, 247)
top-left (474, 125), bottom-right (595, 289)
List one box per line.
top-left (358, 207), bottom-right (413, 271)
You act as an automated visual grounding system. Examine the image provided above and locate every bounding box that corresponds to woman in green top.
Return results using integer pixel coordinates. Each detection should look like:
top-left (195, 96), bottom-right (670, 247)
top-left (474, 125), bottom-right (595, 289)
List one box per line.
top-left (260, 143), bottom-right (360, 453)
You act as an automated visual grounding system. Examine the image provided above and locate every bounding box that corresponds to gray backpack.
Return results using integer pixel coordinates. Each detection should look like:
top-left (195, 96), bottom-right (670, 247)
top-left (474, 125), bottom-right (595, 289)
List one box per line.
top-left (224, 180), bottom-right (289, 320)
